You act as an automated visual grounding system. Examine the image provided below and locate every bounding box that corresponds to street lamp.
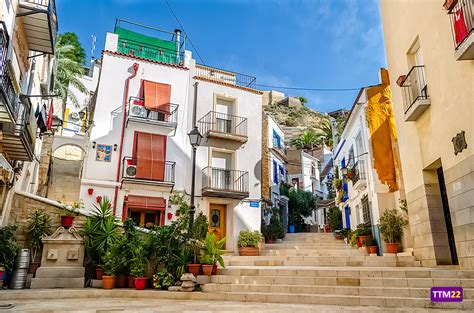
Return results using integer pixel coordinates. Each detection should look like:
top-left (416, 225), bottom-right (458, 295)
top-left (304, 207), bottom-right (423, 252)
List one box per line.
top-left (188, 82), bottom-right (202, 233)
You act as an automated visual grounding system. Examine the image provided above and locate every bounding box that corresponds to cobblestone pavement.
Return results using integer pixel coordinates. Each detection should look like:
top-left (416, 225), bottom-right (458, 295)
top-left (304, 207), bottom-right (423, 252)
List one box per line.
top-left (0, 299), bottom-right (466, 312)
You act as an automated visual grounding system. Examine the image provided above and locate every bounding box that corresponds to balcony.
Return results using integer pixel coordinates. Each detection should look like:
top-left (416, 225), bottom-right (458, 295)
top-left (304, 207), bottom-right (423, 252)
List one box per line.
top-left (271, 137), bottom-right (288, 161)
top-left (198, 111), bottom-right (248, 144)
top-left (448, 0), bottom-right (474, 60)
top-left (400, 66), bottom-right (430, 122)
top-left (16, 0), bottom-right (58, 54)
top-left (127, 97), bottom-right (178, 135)
top-left (122, 157), bottom-right (175, 188)
top-left (351, 160), bottom-right (367, 191)
top-left (194, 64), bottom-right (257, 91)
top-left (1, 110), bottom-right (35, 162)
top-left (202, 167), bottom-right (249, 199)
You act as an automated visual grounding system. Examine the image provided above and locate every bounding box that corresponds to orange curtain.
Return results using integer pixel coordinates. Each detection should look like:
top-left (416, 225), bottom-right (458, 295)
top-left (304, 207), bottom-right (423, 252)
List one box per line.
top-left (143, 80), bottom-right (171, 113)
top-left (135, 132), bottom-right (166, 181)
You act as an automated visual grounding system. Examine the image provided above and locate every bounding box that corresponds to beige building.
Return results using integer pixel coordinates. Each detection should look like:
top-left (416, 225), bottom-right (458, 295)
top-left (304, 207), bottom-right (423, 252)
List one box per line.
top-left (380, 0), bottom-right (474, 269)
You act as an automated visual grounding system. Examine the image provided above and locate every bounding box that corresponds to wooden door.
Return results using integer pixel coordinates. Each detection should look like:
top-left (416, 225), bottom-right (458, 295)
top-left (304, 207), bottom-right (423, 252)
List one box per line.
top-left (208, 204), bottom-right (226, 241)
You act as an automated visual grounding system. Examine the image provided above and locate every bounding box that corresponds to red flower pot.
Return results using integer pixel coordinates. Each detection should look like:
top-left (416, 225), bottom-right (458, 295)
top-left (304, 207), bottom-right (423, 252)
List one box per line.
top-left (386, 243), bottom-right (399, 254)
top-left (187, 264), bottom-right (201, 277)
top-left (167, 212), bottom-right (173, 220)
top-left (357, 235), bottom-right (369, 248)
top-left (0, 270), bottom-right (4, 281)
top-left (61, 216), bottom-right (75, 228)
top-left (365, 246), bottom-right (371, 254)
top-left (87, 188), bottom-right (94, 195)
top-left (212, 264), bottom-right (218, 275)
top-left (128, 276), bottom-right (135, 288)
top-left (96, 267), bottom-right (104, 280)
top-left (134, 277), bottom-right (147, 290)
top-left (369, 246), bottom-right (378, 254)
top-left (202, 265), bottom-right (213, 276)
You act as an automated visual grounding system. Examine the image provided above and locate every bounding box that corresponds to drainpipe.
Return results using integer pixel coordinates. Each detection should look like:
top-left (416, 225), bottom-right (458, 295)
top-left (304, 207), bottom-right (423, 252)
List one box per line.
top-left (113, 63), bottom-right (139, 216)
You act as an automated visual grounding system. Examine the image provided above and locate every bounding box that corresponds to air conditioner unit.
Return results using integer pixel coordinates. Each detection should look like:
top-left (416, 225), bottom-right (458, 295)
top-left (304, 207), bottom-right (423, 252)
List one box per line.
top-left (71, 112), bottom-right (79, 119)
top-left (125, 164), bottom-right (137, 178)
top-left (130, 103), bottom-right (147, 118)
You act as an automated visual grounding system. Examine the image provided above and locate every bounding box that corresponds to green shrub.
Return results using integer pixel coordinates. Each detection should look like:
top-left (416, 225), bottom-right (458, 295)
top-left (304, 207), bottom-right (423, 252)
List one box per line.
top-left (328, 206), bottom-right (342, 231)
top-left (0, 225), bottom-right (19, 272)
top-left (356, 222), bottom-right (372, 236)
top-left (200, 233), bottom-right (226, 268)
top-left (262, 215), bottom-right (285, 241)
top-left (379, 209), bottom-right (408, 243)
top-left (26, 209), bottom-right (52, 263)
top-left (362, 237), bottom-right (377, 247)
top-left (237, 230), bottom-right (262, 248)
top-left (153, 270), bottom-right (175, 290)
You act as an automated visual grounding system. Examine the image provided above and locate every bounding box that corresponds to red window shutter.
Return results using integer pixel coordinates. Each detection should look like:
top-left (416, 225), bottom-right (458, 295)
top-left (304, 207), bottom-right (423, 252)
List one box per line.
top-left (151, 134), bottom-right (166, 181)
top-left (134, 132), bottom-right (166, 181)
top-left (143, 80), bottom-right (171, 114)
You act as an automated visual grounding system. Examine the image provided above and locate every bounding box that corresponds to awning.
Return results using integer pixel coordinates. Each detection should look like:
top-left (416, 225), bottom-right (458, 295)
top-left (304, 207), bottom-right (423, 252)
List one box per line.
top-left (126, 195), bottom-right (166, 210)
top-left (0, 154), bottom-right (13, 172)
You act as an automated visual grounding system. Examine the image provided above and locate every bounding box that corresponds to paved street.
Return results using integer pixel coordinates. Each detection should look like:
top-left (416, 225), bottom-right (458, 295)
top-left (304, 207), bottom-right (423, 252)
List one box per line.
top-left (0, 298), bottom-right (467, 313)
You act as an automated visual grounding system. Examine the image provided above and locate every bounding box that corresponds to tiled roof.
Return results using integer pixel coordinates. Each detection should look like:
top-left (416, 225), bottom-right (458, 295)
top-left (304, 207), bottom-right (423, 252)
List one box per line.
top-left (102, 50), bottom-right (189, 70)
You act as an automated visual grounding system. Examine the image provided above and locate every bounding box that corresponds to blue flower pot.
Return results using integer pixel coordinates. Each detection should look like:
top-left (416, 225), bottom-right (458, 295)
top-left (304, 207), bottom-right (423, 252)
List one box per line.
top-left (297, 225), bottom-right (303, 232)
top-left (289, 225), bottom-right (295, 233)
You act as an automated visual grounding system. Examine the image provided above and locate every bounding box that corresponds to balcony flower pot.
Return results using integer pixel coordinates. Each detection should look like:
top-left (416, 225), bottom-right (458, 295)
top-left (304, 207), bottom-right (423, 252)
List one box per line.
top-left (87, 188), bottom-right (94, 195)
top-left (28, 262), bottom-right (40, 275)
top-left (187, 264), bottom-right (201, 277)
top-left (102, 275), bottom-right (115, 289)
top-left (288, 225), bottom-right (295, 233)
top-left (238, 247), bottom-right (259, 256)
top-left (202, 264), bottom-right (214, 276)
top-left (386, 243), bottom-right (399, 254)
top-left (96, 267), bottom-right (104, 280)
top-left (368, 246), bottom-right (378, 254)
top-left (115, 273), bottom-right (127, 288)
top-left (128, 276), bottom-right (136, 288)
top-left (61, 216), bottom-right (75, 228)
top-left (134, 277), bottom-right (147, 290)
top-left (96, 196), bottom-right (102, 203)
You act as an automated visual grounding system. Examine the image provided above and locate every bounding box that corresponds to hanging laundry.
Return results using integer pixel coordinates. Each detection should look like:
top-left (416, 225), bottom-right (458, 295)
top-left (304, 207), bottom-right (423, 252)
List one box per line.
top-left (36, 104), bottom-right (47, 133)
top-left (453, 6), bottom-right (468, 46)
top-left (46, 100), bottom-right (54, 130)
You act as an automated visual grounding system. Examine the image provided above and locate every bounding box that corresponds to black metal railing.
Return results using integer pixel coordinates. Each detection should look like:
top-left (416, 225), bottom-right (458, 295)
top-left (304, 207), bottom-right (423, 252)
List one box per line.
top-left (122, 157), bottom-right (175, 183)
top-left (351, 160), bottom-right (366, 185)
top-left (202, 167), bottom-right (249, 193)
top-left (195, 64), bottom-right (257, 89)
top-left (117, 38), bottom-right (184, 66)
top-left (401, 65), bottom-right (429, 114)
top-left (198, 111), bottom-right (247, 137)
top-left (2, 120), bottom-right (35, 160)
top-left (128, 97), bottom-right (178, 124)
top-left (19, 0), bottom-right (58, 45)
top-left (448, 0), bottom-right (473, 50)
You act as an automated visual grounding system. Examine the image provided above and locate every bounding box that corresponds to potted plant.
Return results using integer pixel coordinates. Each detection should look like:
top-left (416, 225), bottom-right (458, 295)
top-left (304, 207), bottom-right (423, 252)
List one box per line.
top-left (0, 226), bottom-right (19, 279)
top-left (200, 233), bottom-right (225, 275)
top-left (362, 237), bottom-right (378, 254)
top-left (379, 208), bottom-right (408, 254)
top-left (130, 245), bottom-right (147, 290)
top-left (101, 249), bottom-right (119, 289)
top-left (153, 270), bottom-right (174, 290)
top-left (188, 212), bottom-right (208, 276)
top-left (237, 230), bottom-right (262, 256)
top-left (356, 222), bottom-right (372, 248)
top-left (262, 215), bottom-right (285, 244)
top-left (58, 202), bottom-right (80, 228)
top-left (26, 209), bottom-right (52, 275)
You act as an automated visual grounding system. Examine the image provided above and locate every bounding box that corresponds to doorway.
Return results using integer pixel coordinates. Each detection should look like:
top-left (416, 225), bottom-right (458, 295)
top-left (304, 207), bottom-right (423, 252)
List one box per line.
top-left (209, 204), bottom-right (226, 241)
top-left (437, 167), bottom-right (458, 265)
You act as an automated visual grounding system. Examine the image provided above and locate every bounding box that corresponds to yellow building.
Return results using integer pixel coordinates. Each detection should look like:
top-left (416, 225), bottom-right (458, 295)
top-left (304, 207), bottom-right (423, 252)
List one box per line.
top-left (380, 0), bottom-right (474, 269)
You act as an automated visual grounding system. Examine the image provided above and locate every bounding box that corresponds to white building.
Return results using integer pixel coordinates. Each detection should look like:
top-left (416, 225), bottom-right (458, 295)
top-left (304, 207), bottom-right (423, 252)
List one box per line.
top-left (80, 20), bottom-right (262, 252)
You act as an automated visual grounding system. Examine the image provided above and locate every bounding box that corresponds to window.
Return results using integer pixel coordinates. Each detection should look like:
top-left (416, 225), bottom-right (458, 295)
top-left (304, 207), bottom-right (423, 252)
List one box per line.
top-left (124, 195), bottom-right (166, 227)
top-left (361, 195), bottom-right (371, 225)
top-left (273, 130), bottom-right (281, 148)
top-left (128, 209), bottom-right (163, 228)
top-left (273, 160), bottom-right (278, 184)
top-left (355, 132), bottom-right (364, 155)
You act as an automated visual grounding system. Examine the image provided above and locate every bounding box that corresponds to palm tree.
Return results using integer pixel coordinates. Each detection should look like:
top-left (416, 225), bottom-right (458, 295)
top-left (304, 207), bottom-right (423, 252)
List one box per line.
top-left (315, 119), bottom-right (334, 148)
top-left (54, 43), bottom-right (88, 109)
top-left (291, 130), bottom-right (321, 150)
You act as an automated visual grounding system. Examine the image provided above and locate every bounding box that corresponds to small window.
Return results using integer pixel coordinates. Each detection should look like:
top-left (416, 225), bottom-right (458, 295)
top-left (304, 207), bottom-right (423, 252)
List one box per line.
top-left (273, 130), bottom-right (281, 148)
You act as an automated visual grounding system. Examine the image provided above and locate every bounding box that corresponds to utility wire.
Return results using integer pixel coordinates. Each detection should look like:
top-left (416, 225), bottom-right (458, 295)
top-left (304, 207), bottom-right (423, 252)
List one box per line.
top-left (164, 0), bottom-right (206, 65)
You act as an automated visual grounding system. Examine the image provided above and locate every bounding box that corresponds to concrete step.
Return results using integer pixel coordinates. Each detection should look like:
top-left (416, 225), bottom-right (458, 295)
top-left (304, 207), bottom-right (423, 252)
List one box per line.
top-left (202, 282), bottom-right (474, 298)
top-left (262, 249), bottom-right (365, 257)
top-left (210, 274), bottom-right (474, 288)
top-left (30, 277), bottom-right (84, 289)
top-left (35, 267), bottom-right (85, 279)
top-left (263, 243), bottom-right (353, 249)
top-left (199, 290), bottom-right (474, 309)
top-left (219, 266), bottom-right (474, 279)
top-left (223, 255), bottom-right (419, 267)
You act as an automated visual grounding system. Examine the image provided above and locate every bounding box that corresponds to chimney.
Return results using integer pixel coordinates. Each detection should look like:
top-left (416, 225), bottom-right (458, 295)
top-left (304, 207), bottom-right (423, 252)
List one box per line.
top-left (379, 68), bottom-right (390, 85)
top-left (174, 29), bottom-right (181, 54)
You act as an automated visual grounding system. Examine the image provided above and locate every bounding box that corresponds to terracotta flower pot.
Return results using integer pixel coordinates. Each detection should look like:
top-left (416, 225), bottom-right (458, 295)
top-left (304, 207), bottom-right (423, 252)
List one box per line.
top-left (212, 264), bottom-right (218, 275)
top-left (265, 238), bottom-right (274, 244)
top-left (102, 275), bottom-right (115, 289)
top-left (369, 246), bottom-right (378, 254)
top-left (238, 247), bottom-right (259, 256)
top-left (128, 276), bottom-right (135, 288)
top-left (96, 267), bottom-right (104, 280)
top-left (61, 216), bottom-right (75, 228)
top-left (365, 246), bottom-right (371, 254)
top-left (386, 242), bottom-right (399, 254)
top-left (187, 264), bottom-right (201, 277)
top-left (115, 273), bottom-right (127, 288)
top-left (28, 262), bottom-right (40, 275)
top-left (134, 277), bottom-right (147, 290)
top-left (202, 264), bottom-right (213, 276)
top-left (358, 235), bottom-right (369, 248)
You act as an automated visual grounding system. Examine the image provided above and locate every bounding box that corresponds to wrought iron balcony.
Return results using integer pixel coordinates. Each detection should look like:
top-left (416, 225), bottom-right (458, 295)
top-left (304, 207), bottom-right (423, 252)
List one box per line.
top-left (351, 160), bottom-right (367, 190)
top-left (198, 111), bottom-right (248, 143)
top-left (400, 66), bottom-right (430, 121)
top-left (202, 167), bottom-right (249, 199)
top-left (17, 0), bottom-right (58, 54)
top-left (448, 0), bottom-right (474, 60)
top-left (271, 137), bottom-right (288, 161)
top-left (195, 64), bottom-right (257, 90)
top-left (122, 157), bottom-right (175, 186)
top-left (127, 97), bottom-right (178, 133)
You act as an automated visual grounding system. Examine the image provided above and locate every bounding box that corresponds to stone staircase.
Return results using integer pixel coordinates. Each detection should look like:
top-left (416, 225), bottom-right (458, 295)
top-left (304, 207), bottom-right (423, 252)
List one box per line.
top-left (202, 232), bottom-right (474, 310)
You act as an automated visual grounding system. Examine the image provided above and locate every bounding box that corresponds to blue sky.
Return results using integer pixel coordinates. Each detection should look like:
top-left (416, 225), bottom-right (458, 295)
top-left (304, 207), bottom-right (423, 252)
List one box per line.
top-left (57, 0), bottom-right (387, 113)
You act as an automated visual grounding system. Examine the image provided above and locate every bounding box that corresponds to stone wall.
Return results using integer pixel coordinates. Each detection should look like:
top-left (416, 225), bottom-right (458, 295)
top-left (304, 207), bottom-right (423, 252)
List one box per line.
top-left (7, 192), bottom-right (86, 248)
top-left (36, 136), bottom-right (53, 198)
top-left (47, 157), bottom-right (82, 203)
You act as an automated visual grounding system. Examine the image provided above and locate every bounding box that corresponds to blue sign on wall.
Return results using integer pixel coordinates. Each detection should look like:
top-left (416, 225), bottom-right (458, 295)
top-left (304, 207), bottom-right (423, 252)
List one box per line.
top-left (249, 201), bottom-right (260, 208)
